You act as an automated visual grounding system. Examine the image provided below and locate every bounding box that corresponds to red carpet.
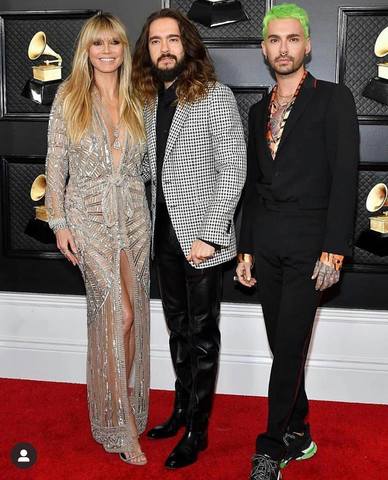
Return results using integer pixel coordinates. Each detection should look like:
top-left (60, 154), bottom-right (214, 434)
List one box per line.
top-left (0, 378), bottom-right (387, 479)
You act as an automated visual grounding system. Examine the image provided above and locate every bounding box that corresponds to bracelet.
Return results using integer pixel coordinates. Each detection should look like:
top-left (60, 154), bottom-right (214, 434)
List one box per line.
top-left (237, 253), bottom-right (254, 266)
top-left (49, 217), bottom-right (67, 233)
top-left (320, 252), bottom-right (344, 271)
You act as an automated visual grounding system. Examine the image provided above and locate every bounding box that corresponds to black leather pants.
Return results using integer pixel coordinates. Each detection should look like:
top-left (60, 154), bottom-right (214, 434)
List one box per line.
top-left (154, 203), bottom-right (222, 431)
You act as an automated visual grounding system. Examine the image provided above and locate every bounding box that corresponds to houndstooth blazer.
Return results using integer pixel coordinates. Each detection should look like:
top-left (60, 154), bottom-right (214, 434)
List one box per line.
top-left (142, 81), bottom-right (246, 269)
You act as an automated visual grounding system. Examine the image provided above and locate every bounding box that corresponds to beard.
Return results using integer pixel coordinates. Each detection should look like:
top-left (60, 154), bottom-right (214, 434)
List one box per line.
top-left (151, 54), bottom-right (186, 83)
top-left (269, 54), bottom-right (305, 76)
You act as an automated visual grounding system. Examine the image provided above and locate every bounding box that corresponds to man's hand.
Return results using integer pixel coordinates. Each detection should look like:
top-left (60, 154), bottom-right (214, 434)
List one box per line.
top-left (187, 239), bottom-right (215, 265)
top-left (236, 255), bottom-right (257, 288)
top-left (55, 228), bottom-right (79, 266)
top-left (311, 260), bottom-right (340, 291)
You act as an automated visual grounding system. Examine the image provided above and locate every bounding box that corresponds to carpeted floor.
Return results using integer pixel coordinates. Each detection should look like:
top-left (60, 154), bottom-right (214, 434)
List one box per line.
top-left (0, 378), bottom-right (387, 479)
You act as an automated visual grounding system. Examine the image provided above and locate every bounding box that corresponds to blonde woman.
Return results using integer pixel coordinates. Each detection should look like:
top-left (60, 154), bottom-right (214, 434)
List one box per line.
top-left (45, 12), bottom-right (150, 465)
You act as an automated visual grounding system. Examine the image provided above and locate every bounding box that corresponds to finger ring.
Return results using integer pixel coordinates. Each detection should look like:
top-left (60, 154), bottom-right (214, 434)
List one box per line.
top-left (233, 275), bottom-right (239, 281)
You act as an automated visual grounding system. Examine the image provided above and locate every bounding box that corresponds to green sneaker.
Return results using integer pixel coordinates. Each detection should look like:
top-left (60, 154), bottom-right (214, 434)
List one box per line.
top-left (280, 424), bottom-right (317, 468)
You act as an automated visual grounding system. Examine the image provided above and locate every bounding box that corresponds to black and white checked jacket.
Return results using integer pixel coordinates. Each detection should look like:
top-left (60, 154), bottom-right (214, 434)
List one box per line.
top-left (142, 81), bottom-right (247, 269)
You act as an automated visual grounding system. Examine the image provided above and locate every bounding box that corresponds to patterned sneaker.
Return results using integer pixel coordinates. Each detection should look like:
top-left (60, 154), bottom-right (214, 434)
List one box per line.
top-left (280, 424), bottom-right (317, 468)
top-left (250, 454), bottom-right (282, 480)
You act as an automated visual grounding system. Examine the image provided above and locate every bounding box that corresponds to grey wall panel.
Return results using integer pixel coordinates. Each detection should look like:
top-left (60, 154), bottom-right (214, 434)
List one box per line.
top-left (1, 0), bottom-right (387, 308)
top-left (360, 126), bottom-right (388, 164)
top-left (210, 48), bottom-right (274, 87)
top-left (0, 0), bottom-right (161, 45)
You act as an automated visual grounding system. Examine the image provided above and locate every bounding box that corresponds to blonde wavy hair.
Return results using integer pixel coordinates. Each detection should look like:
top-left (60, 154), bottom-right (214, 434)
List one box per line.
top-left (60, 12), bottom-right (144, 143)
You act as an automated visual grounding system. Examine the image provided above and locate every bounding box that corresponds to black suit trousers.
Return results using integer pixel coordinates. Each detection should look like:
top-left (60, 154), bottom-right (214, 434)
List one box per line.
top-left (154, 203), bottom-right (222, 431)
top-left (253, 203), bottom-right (325, 459)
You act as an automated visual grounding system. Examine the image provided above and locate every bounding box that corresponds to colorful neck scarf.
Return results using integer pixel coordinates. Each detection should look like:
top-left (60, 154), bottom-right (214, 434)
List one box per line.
top-left (266, 70), bottom-right (308, 159)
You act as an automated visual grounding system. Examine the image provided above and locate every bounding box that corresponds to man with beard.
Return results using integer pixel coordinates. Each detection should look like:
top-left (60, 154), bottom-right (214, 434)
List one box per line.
top-left (132, 8), bottom-right (246, 469)
top-left (236, 4), bottom-right (359, 480)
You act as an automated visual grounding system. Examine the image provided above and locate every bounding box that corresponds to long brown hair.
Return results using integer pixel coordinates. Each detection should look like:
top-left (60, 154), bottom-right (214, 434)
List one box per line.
top-left (132, 8), bottom-right (216, 105)
top-left (60, 12), bottom-right (144, 143)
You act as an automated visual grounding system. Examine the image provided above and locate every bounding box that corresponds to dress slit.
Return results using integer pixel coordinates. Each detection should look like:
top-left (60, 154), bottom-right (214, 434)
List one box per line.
top-left (118, 247), bottom-right (150, 432)
top-left (87, 246), bottom-right (149, 452)
top-left (119, 249), bottom-right (136, 398)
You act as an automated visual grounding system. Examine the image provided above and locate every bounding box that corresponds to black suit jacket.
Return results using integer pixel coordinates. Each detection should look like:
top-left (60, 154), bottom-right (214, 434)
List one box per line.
top-left (239, 73), bottom-right (360, 257)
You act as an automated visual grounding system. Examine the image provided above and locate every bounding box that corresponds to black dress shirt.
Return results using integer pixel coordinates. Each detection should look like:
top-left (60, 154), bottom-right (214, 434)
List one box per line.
top-left (156, 83), bottom-right (177, 204)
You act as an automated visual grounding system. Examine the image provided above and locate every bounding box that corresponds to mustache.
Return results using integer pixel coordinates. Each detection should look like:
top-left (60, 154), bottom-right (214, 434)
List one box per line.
top-left (275, 55), bottom-right (293, 62)
top-left (157, 54), bottom-right (178, 63)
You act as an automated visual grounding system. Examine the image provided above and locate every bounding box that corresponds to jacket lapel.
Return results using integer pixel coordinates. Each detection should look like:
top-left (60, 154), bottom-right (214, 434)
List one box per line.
top-left (259, 92), bottom-right (273, 161)
top-left (144, 98), bottom-right (158, 173)
top-left (276, 73), bottom-right (316, 154)
top-left (164, 101), bottom-right (192, 162)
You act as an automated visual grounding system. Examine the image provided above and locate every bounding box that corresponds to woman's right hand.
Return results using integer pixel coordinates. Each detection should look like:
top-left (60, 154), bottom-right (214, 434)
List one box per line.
top-left (55, 228), bottom-right (79, 266)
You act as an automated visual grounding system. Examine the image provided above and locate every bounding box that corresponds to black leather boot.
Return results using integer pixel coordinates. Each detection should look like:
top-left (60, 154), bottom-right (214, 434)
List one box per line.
top-left (164, 429), bottom-right (208, 469)
top-left (147, 407), bottom-right (186, 439)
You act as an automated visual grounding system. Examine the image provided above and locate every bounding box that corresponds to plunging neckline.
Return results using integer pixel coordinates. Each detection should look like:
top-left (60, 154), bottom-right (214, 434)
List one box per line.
top-left (93, 93), bottom-right (127, 175)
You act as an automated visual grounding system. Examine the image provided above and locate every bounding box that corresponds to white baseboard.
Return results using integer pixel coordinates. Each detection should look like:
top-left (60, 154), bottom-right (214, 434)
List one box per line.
top-left (0, 292), bottom-right (387, 404)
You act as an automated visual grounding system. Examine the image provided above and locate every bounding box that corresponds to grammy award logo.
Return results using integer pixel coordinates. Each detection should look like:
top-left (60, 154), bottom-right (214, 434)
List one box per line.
top-left (366, 183), bottom-right (388, 234)
top-left (30, 174), bottom-right (48, 222)
top-left (363, 26), bottom-right (388, 106)
top-left (24, 174), bottom-right (55, 244)
top-left (28, 31), bottom-right (62, 82)
top-left (21, 31), bottom-right (63, 105)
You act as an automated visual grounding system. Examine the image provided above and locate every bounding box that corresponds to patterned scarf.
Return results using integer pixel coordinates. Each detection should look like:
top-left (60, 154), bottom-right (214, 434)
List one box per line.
top-left (266, 70), bottom-right (308, 159)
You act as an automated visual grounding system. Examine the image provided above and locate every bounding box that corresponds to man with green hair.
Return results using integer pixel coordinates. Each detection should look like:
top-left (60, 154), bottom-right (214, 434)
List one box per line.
top-left (236, 3), bottom-right (359, 479)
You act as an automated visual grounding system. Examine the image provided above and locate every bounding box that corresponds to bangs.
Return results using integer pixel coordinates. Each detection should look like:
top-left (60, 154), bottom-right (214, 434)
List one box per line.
top-left (82, 16), bottom-right (128, 48)
top-left (89, 30), bottom-right (127, 46)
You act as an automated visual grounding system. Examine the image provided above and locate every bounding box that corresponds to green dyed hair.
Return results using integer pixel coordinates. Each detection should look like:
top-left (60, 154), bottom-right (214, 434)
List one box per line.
top-left (262, 3), bottom-right (310, 39)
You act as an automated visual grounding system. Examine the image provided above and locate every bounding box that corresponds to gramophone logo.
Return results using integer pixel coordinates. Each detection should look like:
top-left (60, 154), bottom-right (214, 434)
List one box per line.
top-left (24, 174), bottom-right (56, 244)
top-left (30, 174), bottom-right (48, 222)
top-left (21, 31), bottom-right (63, 105)
top-left (355, 182), bottom-right (388, 256)
top-left (363, 26), bottom-right (388, 106)
top-left (365, 183), bottom-right (388, 234)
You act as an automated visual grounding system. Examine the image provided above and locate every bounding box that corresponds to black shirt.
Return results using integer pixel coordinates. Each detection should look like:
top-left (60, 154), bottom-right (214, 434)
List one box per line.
top-left (156, 82), bottom-right (177, 204)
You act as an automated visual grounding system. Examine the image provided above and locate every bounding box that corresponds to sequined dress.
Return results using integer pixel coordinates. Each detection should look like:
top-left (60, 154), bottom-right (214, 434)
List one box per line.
top-left (45, 91), bottom-right (151, 452)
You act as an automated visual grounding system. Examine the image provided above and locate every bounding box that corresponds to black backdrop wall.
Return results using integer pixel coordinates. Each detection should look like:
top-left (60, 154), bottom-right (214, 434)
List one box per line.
top-left (1, 0), bottom-right (387, 309)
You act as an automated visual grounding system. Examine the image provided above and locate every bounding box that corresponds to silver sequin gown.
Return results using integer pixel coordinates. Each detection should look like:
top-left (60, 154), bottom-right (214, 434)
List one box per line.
top-left (45, 91), bottom-right (151, 452)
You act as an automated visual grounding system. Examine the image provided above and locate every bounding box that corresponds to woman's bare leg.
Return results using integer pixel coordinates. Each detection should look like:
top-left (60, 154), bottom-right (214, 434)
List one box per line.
top-left (119, 250), bottom-right (147, 465)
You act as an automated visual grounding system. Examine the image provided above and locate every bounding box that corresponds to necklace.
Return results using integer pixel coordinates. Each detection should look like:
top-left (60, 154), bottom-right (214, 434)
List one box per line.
top-left (93, 90), bottom-right (123, 151)
top-left (267, 69), bottom-right (308, 122)
top-left (112, 126), bottom-right (121, 150)
top-left (266, 70), bottom-right (308, 157)
top-left (275, 90), bottom-right (295, 108)
top-left (274, 94), bottom-right (294, 108)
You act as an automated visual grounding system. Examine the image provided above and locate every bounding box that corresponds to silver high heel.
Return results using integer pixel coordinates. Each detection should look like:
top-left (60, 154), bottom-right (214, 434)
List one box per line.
top-left (119, 450), bottom-right (147, 466)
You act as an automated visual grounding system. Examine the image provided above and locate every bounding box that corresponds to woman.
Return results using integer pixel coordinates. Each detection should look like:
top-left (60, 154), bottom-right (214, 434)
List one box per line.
top-left (45, 12), bottom-right (150, 465)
